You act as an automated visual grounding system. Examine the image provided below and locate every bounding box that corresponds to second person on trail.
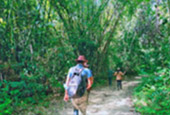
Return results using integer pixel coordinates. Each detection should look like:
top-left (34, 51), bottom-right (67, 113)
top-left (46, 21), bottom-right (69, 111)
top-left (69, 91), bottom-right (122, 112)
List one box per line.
top-left (114, 68), bottom-right (125, 90)
top-left (64, 55), bottom-right (93, 115)
top-left (108, 69), bottom-right (113, 87)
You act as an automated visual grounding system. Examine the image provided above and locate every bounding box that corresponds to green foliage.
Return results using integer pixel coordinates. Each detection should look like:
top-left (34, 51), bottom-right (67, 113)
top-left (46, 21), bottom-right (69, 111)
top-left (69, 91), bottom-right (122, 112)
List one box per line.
top-left (133, 68), bottom-right (170, 115)
top-left (0, 0), bottom-right (170, 114)
top-left (0, 81), bottom-right (13, 115)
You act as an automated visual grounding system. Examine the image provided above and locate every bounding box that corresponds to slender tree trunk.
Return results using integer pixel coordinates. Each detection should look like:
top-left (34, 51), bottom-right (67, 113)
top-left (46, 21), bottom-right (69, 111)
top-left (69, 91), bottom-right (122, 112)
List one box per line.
top-left (167, 0), bottom-right (170, 16)
top-left (94, 4), bottom-right (126, 75)
top-left (155, 0), bottom-right (160, 32)
top-left (167, 0), bottom-right (170, 39)
top-left (0, 73), bottom-right (3, 81)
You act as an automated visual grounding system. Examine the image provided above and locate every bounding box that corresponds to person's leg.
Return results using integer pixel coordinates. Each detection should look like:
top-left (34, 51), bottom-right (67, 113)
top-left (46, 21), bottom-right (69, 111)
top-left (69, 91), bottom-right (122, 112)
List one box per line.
top-left (87, 90), bottom-right (90, 103)
top-left (109, 77), bottom-right (112, 86)
top-left (80, 107), bottom-right (86, 115)
top-left (117, 80), bottom-right (119, 90)
top-left (79, 92), bottom-right (88, 115)
top-left (118, 80), bottom-right (122, 90)
top-left (74, 108), bottom-right (79, 115)
top-left (120, 80), bottom-right (122, 89)
top-left (72, 98), bottom-right (80, 115)
top-left (72, 98), bottom-right (79, 110)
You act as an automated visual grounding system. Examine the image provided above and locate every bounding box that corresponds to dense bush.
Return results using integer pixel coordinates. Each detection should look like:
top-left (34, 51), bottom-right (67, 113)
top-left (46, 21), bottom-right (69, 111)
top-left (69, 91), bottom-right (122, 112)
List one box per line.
top-left (133, 68), bottom-right (170, 115)
top-left (0, 79), bottom-right (50, 114)
top-left (0, 81), bottom-right (13, 115)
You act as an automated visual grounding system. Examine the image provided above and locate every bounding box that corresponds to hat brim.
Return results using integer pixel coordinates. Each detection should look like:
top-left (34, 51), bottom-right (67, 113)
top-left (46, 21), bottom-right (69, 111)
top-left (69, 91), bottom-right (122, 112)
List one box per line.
top-left (75, 59), bottom-right (87, 62)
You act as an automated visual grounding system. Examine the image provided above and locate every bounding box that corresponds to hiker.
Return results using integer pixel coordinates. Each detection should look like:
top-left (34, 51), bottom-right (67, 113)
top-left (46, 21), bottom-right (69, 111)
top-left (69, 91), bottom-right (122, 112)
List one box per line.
top-left (108, 69), bottom-right (113, 87)
top-left (114, 68), bottom-right (125, 90)
top-left (64, 55), bottom-right (93, 115)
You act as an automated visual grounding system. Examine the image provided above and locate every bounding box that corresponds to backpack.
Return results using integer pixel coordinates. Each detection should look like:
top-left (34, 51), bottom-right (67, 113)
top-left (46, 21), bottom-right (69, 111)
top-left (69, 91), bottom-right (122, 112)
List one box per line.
top-left (67, 66), bottom-right (87, 98)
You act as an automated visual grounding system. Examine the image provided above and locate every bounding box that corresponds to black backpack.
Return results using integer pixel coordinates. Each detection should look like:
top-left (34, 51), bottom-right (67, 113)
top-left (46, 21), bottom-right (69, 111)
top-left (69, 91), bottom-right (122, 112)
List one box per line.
top-left (67, 67), bottom-right (87, 98)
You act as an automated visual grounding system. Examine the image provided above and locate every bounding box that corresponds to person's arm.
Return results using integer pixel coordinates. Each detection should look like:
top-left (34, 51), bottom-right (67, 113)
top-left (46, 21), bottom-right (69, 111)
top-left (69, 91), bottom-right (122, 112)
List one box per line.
top-left (85, 68), bottom-right (93, 90)
top-left (114, 72), bottom-right (117, 76)
top-left (63, 76), bottom-right (70, 102)
top-left (63, 68), bottom-right (72, 102)
top-left (87, 76), bottom-right (94, 90)
top-left (120, 71), bottom-right (126, 75)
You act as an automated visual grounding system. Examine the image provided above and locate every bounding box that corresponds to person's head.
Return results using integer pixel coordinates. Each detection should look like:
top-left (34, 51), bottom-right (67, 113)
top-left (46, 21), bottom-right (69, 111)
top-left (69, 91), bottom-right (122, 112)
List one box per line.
top-left (75, 55), bottom-right (87, 64)
top-left (117, 67), bottom-right (120, 72)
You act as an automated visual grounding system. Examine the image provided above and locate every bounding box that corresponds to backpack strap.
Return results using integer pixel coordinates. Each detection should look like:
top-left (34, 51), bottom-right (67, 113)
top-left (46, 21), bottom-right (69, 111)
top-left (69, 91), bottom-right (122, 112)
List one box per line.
top-left (79, 68), bottom-right (84, 76)
top-left (71, 67), bottom-right (84, 78)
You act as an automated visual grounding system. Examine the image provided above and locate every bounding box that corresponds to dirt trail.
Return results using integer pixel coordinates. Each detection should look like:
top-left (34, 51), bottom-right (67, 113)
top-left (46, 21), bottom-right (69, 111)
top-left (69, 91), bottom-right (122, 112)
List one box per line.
top-left (23, 77), bottom-right (141, 115)
top-left (59, 76), bottom-right (141, 115)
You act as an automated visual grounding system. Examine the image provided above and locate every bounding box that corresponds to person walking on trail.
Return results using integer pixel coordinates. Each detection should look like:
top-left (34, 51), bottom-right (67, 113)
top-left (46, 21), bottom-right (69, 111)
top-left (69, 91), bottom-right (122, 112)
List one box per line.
top-left (108, 69), bottom-right (113, 87)
top-left (64, 55), bottom-right (93, 115)
top-left (114, 68), bottom-right (125, 90)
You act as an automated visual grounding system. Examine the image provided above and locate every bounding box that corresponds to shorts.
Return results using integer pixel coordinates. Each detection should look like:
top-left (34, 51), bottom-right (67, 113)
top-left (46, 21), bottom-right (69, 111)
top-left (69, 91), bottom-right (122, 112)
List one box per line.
top-left (71, 91), bottom-right (88, 115)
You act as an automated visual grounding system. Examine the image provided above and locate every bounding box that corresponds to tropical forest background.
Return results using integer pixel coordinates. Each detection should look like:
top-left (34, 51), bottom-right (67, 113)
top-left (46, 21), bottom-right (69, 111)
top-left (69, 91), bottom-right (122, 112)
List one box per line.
top-left (0, 0), bottom-right (170, 115)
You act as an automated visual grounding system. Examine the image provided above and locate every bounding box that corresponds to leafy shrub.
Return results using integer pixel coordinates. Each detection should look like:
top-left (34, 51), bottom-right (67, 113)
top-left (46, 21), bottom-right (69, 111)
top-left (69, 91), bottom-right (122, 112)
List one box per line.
top-left (0, 73), bottom-right (54, 114)
top-left (0, 81), bottom-right (13, 115)
top-left (133, 68), bottom-right (170, 115)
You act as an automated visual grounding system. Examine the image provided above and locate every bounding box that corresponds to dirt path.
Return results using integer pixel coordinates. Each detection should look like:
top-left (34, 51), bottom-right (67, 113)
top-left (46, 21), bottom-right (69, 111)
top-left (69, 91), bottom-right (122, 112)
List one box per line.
top-left (23, 77), bottom-right (141, 115)
top-left (59, 76), bottom-right (141, 115)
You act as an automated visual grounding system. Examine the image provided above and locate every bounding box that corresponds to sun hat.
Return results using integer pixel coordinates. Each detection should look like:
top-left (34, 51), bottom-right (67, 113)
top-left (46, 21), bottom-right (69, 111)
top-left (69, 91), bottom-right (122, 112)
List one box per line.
top-left (75, 55), bottom-right (87, 62)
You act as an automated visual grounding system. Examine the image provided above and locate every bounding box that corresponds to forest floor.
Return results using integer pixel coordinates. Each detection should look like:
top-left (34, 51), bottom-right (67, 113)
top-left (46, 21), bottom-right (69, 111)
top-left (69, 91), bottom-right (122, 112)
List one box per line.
top-left (24, 76), bottom-right (141, 115)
